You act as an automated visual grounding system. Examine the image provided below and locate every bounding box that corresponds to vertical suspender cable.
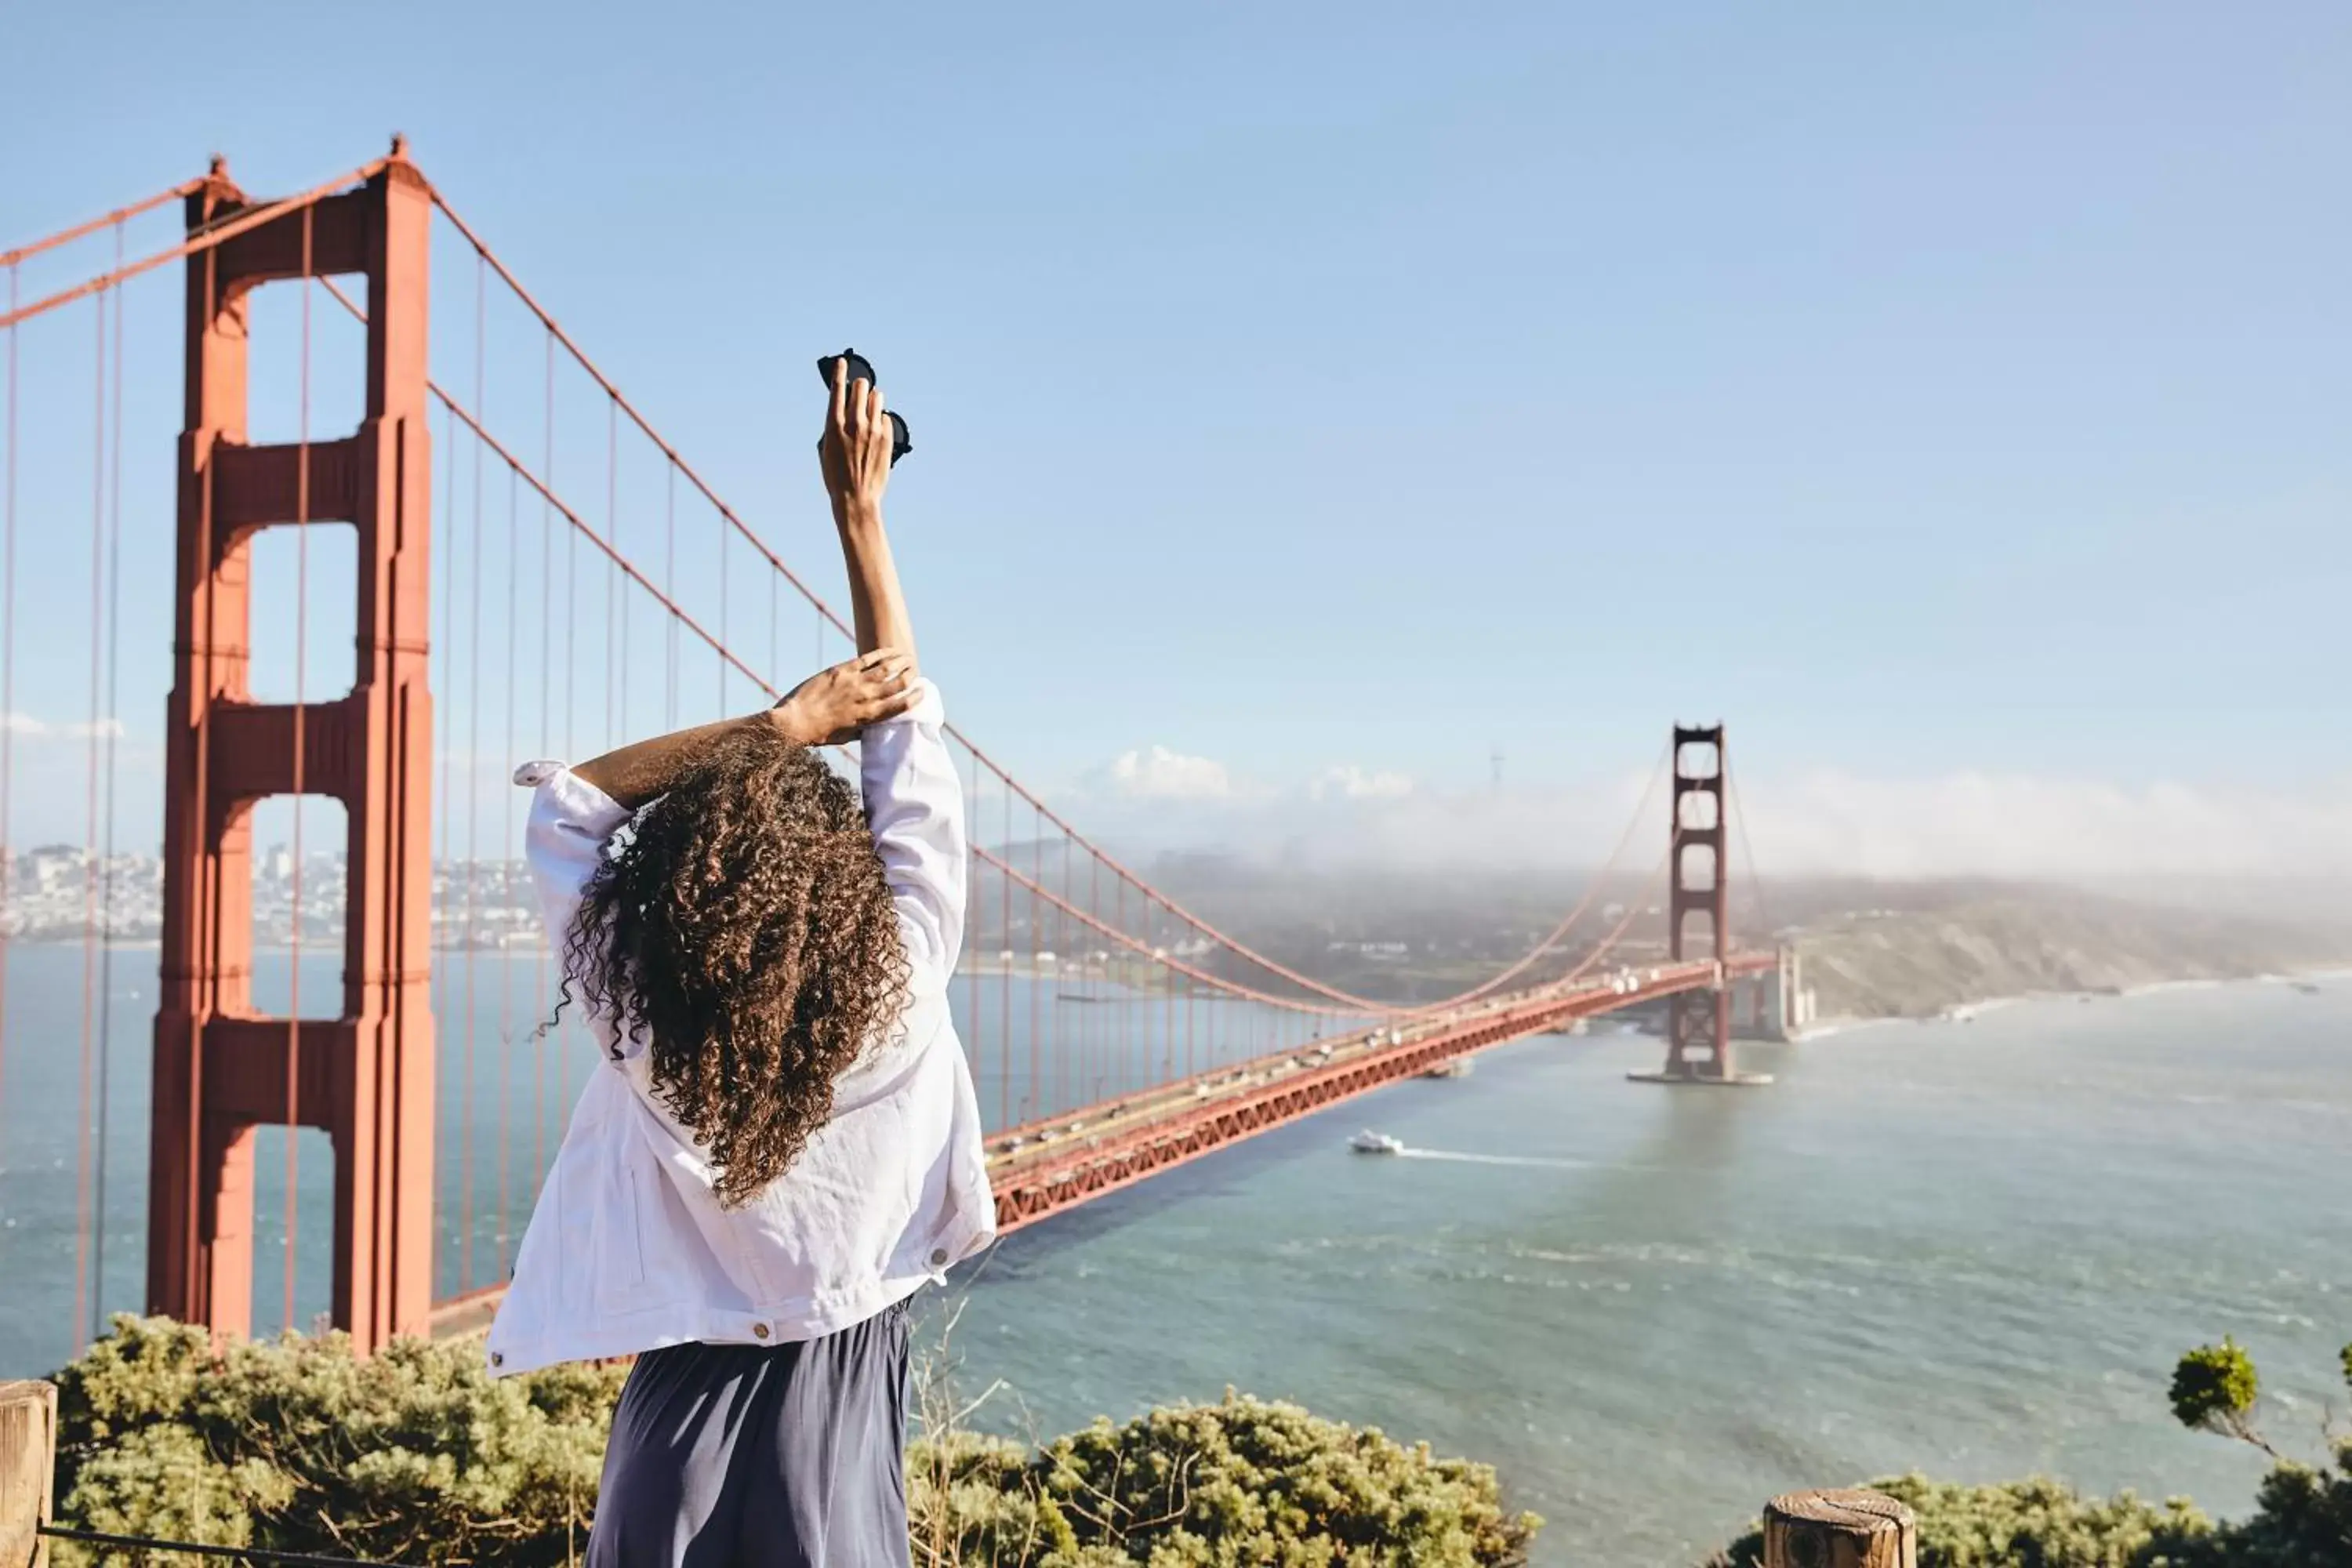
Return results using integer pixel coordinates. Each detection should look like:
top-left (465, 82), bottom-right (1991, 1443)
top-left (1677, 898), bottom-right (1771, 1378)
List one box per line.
top-left (499, 465), bottom-right (517, 1270)
top-left (462, 252), bottom-right (486, 1290)
top-left (1115, 878), bottom-right (1125, 1101)
top-left (0, 262), bottom-right (16, 1181)
top-left (999, 782), bottom-right (1010, 1127)
top-left (1059, 833), bottom-right (1070, 1118)
top-left (1028, 801), bottom-right (1038, 1123)
top-left (715, 495), bottom-right (727, 713)
top-left (964, 743), bottom-right (978, 1097)
top-left (283, 211), bottom-right (315, 1330)
top-left (1726, 760), bottom-right (1771, 942)
top-left (535, 334), bottom-right (554, 1172)
top-left (93, 221), bottom-right (127, 1326)
top-left (1096, 860), bottom-right (1105, 1105)
top-left (617, 413), bottom-right (631, 738)
top-left (74, 289), bottom-right (107, 1346)
top-left (663, 463), bottom-right (677, 728)
top-left (561, 368), bottom-right (582, 1120)
top-left (441, 396), bottom-right (466, 1295)
top-left (604, 397), bottom-right (618, 751)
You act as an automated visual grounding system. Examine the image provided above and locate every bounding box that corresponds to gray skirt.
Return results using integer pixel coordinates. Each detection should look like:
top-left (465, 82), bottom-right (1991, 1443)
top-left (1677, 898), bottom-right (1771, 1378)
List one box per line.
top-left (586, 1298), bottom-right (913, 1568)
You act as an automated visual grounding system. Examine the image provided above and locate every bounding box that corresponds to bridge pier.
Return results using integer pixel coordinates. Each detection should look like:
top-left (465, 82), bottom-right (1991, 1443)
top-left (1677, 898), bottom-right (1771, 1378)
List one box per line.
top-left (1726, 946), bottom-right (1809, 1041)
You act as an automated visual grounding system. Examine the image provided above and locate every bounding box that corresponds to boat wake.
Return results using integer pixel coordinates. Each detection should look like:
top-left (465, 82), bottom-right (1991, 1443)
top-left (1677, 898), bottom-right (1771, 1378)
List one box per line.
top-left (1396, 1148), bottom-right (1599, 1171)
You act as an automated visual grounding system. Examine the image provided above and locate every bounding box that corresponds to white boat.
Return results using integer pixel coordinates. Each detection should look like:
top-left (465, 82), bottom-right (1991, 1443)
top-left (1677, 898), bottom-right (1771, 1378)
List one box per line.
top-left (1349, 1131), bottom-right (1405, 1155)
top-left (1421, 1058), bottom-right (1472, 1079)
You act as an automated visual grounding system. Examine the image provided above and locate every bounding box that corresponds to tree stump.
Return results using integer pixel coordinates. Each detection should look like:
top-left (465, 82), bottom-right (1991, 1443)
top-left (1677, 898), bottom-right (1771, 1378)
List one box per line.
top-left (0, 1380), bottom-right (56, 1568)
top-left (1762, 1488), bottom-right (1915, 1568)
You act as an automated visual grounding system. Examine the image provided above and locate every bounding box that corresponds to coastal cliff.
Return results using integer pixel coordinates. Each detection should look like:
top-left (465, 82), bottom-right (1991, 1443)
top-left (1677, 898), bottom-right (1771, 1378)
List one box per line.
top-left (1792, 895), bottom-right (2345, 1022)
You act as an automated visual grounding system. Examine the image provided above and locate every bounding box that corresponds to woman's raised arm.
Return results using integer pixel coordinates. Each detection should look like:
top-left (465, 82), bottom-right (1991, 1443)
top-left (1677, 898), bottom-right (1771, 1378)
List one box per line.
top-left (821, 359), bottom-right (916, 666)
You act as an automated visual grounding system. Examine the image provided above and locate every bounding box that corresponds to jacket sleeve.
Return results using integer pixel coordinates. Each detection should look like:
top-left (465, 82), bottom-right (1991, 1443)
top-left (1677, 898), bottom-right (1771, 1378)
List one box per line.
top-left (514, 760), bottom-right (633, 952)
top-left (858, 680), bottom-right (967, 991)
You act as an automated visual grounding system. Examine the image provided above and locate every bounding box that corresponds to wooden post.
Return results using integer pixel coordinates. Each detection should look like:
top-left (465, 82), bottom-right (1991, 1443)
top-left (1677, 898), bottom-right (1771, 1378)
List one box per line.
top-left (1763, 1489), bottom-right (1915, 1568)
top-left (0, 1380), bottom-right (57, 1568)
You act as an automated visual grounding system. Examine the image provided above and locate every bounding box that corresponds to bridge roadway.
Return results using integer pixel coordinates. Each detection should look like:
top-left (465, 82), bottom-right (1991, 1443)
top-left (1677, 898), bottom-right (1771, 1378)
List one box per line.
top-left (985, 953), bottom-right (1776, 1232)
top-left (429, 954), bottom-right (1772, 1337)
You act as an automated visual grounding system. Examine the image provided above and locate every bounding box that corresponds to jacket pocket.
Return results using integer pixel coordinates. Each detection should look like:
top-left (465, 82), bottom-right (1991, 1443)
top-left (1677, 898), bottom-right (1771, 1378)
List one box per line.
top-left (590, 1121), bottom-right (652, 1305)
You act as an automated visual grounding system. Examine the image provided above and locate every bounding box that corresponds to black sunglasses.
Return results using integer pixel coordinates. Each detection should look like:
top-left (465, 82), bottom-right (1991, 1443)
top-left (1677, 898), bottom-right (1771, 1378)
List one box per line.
top-left (817, 350), bottom-right (913, 466)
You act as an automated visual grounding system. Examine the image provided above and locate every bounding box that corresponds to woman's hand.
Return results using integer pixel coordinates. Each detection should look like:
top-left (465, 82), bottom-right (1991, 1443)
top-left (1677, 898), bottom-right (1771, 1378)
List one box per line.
top-left (770, 648), bottom-right (918, 746)
top-left (818, 359), bottom-right (894, 523)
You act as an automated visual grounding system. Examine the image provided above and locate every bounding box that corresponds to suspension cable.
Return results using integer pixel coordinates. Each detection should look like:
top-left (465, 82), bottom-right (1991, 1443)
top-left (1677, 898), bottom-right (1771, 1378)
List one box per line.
top-left (1725, 754), bottom-right (1773, 942)
top-left (0, 174), bottom-right (206, 269)
top-left (0, 157), bottom-right (390, 332)
top-left (347, 183), bottom-right (1699, 1021)
top-left (10, 158), bottom-right (1695, 1040)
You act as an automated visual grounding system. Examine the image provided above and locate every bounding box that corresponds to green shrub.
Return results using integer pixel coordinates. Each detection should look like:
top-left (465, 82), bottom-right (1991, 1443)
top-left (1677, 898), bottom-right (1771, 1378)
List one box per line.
top-left (2169, 1338), bottom-right (2260, 1441)
top-left (1707, 1473), bottom-right (2210, 1568)
top-left (909, 1392), bottom-right (1541, 1567)
top-left (2183, 1446), bottom-right (2352, 1568)
top-left (2150, 1337), bottom-right (2352, 1568)
top-left (52, 1319), bottom-right (1536, 1567)
top-left (1707, 1337), bottom-right (2352, 1568)
top-left (53, 1315), bottom-right (620, 1566)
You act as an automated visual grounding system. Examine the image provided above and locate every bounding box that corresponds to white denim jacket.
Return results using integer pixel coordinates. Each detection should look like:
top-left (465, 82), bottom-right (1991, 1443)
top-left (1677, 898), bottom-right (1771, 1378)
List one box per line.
top-left (485, 680), bottom-right (995, 1376)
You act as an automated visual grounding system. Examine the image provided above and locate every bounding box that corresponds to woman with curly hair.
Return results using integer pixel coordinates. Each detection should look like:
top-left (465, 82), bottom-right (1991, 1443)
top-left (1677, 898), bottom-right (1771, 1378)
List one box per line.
top-left (487, 362), bottom-right (993, 1567)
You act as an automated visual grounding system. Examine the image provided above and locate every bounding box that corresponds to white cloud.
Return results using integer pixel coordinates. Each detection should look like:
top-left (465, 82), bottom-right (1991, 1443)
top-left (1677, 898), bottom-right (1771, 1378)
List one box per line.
top-left (1737, 770), bottom-right (2352, 881)
top-left (1309, 765), bottom-right (1414, 802)
top-left (0, 713), bottom-right (126, 739)
top-left (1107, 745), bottom-right (1233, 801)
top-left (1057, 752), bottom-right (2352, 884)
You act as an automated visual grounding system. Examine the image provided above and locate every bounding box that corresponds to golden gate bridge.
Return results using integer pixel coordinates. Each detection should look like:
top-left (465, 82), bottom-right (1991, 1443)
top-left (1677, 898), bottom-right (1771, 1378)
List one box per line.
top-left (0, 143), bottom-right (1785, 1359)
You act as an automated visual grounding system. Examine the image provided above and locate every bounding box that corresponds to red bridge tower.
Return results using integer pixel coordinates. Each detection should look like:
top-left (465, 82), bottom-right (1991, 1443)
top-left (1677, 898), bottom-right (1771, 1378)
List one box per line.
top-left (147, 152), bottom-right (437, 1351)
top-left (1632, 724), bottom-right (1770, 1086)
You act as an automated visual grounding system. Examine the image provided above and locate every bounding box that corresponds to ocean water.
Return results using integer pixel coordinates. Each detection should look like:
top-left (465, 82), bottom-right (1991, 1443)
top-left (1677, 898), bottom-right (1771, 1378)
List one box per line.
top-left (3, 949), bottom-right (2347, 1566)
top-left (929, 979), bottom-right (2352, 1565)
top-left (0, 946), bottom-right (1314, 1358)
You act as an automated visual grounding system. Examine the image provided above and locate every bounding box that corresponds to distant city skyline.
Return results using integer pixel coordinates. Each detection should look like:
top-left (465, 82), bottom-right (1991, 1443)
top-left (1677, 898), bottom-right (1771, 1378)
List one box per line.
top-left (0, 840), bottom-right (542, 950)
top-left (2, 2), bottom-right (2345, 880)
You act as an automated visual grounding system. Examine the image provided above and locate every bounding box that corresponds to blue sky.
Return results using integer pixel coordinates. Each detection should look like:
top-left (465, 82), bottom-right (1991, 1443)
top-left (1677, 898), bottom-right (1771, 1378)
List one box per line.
top-left (2, 1), bottom-right (2347, 874)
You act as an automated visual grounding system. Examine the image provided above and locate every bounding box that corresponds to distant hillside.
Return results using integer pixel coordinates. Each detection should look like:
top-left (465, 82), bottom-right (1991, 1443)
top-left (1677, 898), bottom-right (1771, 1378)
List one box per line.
top-left (1794, 895), bottom-right (2347, 1022)
top-left (1121, 854), bottom-right (2350, 1018)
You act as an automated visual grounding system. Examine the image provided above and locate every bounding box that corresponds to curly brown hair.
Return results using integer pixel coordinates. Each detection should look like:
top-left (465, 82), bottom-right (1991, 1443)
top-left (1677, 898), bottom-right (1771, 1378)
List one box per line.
top-left (556, 721), bottom-right (909, 1207)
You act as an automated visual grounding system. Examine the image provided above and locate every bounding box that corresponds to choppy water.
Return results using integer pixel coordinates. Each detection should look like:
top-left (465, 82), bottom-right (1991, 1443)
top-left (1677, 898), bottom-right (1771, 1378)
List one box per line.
top-left (4, 949), bottom-right (2347, 1566)
top-left (0, 947), bottom-right (1300, 1352)
top-left (930, 979), bottom-right (2352, 1565)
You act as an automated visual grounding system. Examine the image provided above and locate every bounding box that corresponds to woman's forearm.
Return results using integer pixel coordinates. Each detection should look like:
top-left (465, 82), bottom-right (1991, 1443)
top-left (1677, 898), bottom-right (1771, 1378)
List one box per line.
top-left (572, 714), bottom-right (767, 808)
top-left (569, 647), bottom-right (919, 804)
top-left (835, 501), bottom-right (916, 668)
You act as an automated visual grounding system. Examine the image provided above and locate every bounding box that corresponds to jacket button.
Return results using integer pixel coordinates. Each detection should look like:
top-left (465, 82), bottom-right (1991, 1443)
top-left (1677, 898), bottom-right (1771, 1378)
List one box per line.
top-left (930, 1247), bottom-right (949, 1268)
top-left (489, 1352), bottom-right (503, 1367)
top-left (751, 1323), bottom-right (770, 1340)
